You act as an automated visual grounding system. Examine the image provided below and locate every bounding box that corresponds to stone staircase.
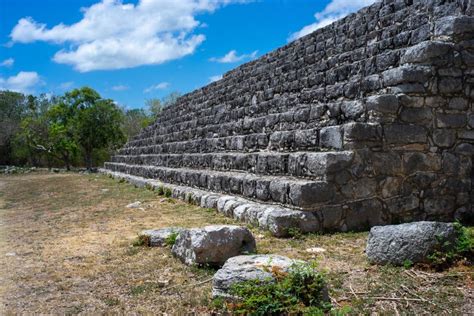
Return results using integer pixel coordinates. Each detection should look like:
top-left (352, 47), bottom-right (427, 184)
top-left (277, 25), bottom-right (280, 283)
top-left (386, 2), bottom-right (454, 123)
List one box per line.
top-left (103, 0), bottom-right (473, 235)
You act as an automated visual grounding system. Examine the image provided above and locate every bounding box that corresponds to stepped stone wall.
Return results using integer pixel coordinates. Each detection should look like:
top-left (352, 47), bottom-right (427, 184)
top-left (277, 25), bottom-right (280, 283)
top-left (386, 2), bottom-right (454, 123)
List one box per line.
top-left (104, 0), bottom-right (474, 235)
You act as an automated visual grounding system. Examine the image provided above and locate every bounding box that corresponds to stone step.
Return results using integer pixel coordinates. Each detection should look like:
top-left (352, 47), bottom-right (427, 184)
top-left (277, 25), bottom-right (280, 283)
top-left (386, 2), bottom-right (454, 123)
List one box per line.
top-left (118, 122), bottom-right (382, 155)
top-left (111, 151), bottom-right (354, 179)
top-left (127, 92), bottom-right (401, 145)
top-left (125, 103), bottom-right (349, 148)
top-left (103, 162), bottom-right (341, 210)
top-left (100, 169), bottom-right (320, 237)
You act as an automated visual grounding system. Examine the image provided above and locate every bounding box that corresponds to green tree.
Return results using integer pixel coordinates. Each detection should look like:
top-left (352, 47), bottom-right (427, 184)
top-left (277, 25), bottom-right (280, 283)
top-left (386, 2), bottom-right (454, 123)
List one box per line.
top-left (46, 100), bottom-right (79, 170)
top-left (68, 87), bottom-right (125, 170)
top-left (145, 98), bottom-right (163, 117)
top-left (0, 91), bottom-right (28, 165)
top-left (161, 91), bottom-right (181, 108)
top-left (145, 91), bottom-right (182, 118)
top-left (122, 108), bottom-right (153, 140)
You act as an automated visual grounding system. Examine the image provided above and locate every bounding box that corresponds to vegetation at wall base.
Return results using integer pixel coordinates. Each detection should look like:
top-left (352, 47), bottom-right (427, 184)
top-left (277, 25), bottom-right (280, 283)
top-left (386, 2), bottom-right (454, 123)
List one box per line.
top-left (427, 223), bottom-right (474, 271)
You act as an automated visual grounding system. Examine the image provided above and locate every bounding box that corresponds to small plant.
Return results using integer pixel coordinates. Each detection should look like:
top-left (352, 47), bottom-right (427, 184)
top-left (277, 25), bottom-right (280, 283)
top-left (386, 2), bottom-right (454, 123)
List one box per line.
top-left (227, 261), bottom-right (331, 315)
top-left (164, 187), bottom-right (172, 198)
top-left (132, 236), bottom-right (148, 247)
top-left (403, 259), bottom-right (413, 269)
top-left (103, 297), bottom-right (120, 306)
top-left (165, 231), bottom-right (180, 246)
top-left (428, 223), bottom-right (473, 270)
top-left (287, 227), bottom-right (303, 239)
top-left (156, 185), bottom-right (164, 195)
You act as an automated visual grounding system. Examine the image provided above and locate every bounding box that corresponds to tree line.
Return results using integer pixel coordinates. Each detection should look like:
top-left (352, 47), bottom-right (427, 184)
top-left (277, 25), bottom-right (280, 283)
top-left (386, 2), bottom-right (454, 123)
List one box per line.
top-left (0, 87), bottom-right (180, 170)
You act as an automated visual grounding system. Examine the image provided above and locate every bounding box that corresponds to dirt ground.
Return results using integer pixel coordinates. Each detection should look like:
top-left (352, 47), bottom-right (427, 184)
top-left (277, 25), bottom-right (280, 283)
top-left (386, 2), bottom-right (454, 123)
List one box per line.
top-left (0, 172), bottom-right (472, 314)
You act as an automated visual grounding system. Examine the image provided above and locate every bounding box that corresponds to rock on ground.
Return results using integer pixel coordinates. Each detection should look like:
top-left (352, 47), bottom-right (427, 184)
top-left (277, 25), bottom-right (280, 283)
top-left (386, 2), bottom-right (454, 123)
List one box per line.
top-left (212, 254), bottom-right (330, 300)
top-left (171, 225), bottom-right (256, 266)
top-left (139, 227), bottom-right (184, 247)
top-left (212, 255), bottom-right (297, 298)
top-left (126, 201), bottom-right (142, 208)
top-left (366, 221), bottom-right (458, 265)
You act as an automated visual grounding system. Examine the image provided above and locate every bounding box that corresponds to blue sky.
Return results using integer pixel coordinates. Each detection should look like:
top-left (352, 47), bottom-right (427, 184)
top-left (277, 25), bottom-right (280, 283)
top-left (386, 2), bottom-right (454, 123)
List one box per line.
top-left (0, 0), bottom-right (374, 109)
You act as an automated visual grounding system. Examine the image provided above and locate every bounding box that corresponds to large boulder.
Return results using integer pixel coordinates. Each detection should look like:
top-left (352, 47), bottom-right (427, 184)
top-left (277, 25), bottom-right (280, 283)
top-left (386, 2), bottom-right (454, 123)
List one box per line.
top-left (171, 225), bottom-right (256, 266)
top-left (366, 221), bottom-right (458, 265)
top-left (212, 255), bottom-right (298, 298)
top-left (139, 227), bottom-right (184, 247)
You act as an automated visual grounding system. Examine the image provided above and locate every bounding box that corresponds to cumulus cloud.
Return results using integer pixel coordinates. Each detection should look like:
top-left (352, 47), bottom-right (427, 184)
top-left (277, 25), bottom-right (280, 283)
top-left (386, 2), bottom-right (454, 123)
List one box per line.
top-left (112, 84), bottom-right (129, 91)
top-left (144, 82), bottom-right (169, 93)
top-left (210, 50), bottom-right (257, 63)
top-left (0, 71), bottom-right (41, 94)
top-left (10, 0), bottom-right (251, 72)
top-left (288, 0), bottom-right (376, 41)
top-left (209, 74), bottom-right (222, 83)
top-left (0, 58), bottom-right (14, 67)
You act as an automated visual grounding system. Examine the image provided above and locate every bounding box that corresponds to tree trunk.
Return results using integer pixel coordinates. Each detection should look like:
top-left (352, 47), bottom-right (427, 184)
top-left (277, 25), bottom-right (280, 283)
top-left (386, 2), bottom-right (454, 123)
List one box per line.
top-left (85, 150), bottom-right (93, 170)
top-left (63, 153), bottom-right (71, 171)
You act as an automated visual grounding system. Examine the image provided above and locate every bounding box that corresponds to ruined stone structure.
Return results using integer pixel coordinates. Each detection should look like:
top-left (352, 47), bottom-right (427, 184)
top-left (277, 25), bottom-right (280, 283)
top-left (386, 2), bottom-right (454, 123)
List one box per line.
top-left (103, 0), bottom-right (473, 236)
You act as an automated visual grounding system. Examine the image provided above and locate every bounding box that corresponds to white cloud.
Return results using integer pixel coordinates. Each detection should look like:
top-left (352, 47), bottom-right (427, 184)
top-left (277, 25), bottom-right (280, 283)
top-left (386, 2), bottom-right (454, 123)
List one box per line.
top-left (112, 84), bottom-right (129, 91)
top-left (0, 58), bottom-right (14, 67)
top-left (0, 71), bottom-right (41, 94)
top-left (288, 0), bottom-right (376, 41)
top-left (210, 50), bottom-right (257, 63)
top-left (10, 0), bottom-right (251, 72)
top-left (209, 75), bottom-right (222, 83)
top-left (144, 82), bottom-right (169, 93)
top-left (59, 81), bottom-right (74, 90)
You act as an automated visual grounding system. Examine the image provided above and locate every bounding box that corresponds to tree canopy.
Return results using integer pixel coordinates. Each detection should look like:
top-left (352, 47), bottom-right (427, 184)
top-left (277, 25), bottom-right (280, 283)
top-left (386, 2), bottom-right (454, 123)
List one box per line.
top-left (1, 87), bottom-right (181, 170)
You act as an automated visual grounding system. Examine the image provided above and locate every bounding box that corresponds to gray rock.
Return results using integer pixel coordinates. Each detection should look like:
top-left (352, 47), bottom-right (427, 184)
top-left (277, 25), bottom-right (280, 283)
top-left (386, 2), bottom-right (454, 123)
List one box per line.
top-left (366, 221), bottom-right (458, 265)
top-left (320, 126), bottom-right (343, 149)
top-left (213, 254), bottom-right (330, 300)
top-left (212, 255), bottom-right (299, 298)
top-left (172, 225), bottom-right (256, 266)
top-left (139, 227), bottom-right (184, 247)
top-left (401, 41), bottom-right (453, 64)
top-left (126, 201), bottom-right (142, 208)
top-left (259, 207), bottom-right (319, 237)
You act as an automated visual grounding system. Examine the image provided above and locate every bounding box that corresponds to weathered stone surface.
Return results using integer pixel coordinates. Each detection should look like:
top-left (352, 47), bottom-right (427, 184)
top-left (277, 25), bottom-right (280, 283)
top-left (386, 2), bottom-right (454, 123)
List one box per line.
top-left (139, 227), bottom-right (184, 247)
top-left (320, 126), bottom-right (343, 149)
top-left (212, 255), bottom-right (329, 300)
top-left (401, 41), bottom-right (453, 64)
top-left (366, 222), bottom-right (458, 265)
top-left (103, 0), bottom-right (473, 235)
top-left (212, 255), bottom-right (296, 297)
top-left (172, 225), bottom-right (256, 266)
top-left (366, 94), bottom-right (399, 114)
top-left (384, 124), bottom-right (428, 144)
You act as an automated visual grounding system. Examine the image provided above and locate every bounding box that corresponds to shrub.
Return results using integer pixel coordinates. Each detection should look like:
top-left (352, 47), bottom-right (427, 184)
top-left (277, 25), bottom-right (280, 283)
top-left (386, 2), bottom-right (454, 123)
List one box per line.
top-left (164, 187), bottom-right (172, 198)
top-left (428, 222), bottom-right (473, 270)
top-left (287, 227), bottom-right (303, 239)
top-left (227, 261), bottom-right (331, 315)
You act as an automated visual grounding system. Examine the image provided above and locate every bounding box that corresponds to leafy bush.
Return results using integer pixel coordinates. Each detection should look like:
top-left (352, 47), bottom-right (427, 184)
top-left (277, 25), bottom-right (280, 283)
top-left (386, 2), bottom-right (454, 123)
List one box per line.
top-left (227, 261), bottom-right (332, 315)
top-left (287, 227), bottom-right (303, 239)
top-left (164, 187), bottom-right (172, 198)
top-left (428, 223), bottom-right (473, 270)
